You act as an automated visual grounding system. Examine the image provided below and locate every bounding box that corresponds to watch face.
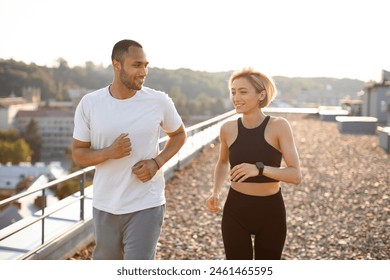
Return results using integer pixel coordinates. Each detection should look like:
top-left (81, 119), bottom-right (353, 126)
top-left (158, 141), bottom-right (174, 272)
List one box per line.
top-left (256, 162), bottom-right (264, 169)
top-left (256, 162), bottom-right (264, 175)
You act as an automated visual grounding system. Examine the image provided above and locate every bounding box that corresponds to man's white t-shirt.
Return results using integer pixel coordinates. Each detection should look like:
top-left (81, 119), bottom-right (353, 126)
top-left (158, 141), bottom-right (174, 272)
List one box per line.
top-left (73, 86), bottom-right (182, 214)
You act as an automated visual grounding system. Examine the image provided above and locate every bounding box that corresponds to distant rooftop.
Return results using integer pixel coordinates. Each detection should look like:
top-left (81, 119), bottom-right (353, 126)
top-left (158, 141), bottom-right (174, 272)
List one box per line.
top-left (0, 162), bottom-right (68, 190)
top-left (15, 109), bottom-right (74, 118)
top-left (0, 97), bottom-right (27, 107)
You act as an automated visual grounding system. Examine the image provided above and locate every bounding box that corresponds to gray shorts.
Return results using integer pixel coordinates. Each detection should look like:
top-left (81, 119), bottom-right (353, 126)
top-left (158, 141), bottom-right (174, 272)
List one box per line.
top-left (92, 205), bottom-right (165, 260)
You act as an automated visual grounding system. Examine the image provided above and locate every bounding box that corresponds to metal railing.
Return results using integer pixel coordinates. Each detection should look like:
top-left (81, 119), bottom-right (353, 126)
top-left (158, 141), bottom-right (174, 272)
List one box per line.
top-left (0, 166), bottom-right (95, 259)
top-left (0, 109), bottom-right (236, 259)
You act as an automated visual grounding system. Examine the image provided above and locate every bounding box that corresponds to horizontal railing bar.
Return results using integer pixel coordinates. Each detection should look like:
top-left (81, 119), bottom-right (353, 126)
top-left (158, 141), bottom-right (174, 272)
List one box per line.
top-left (158, 110), bottom-right (236, 143)
top-left (0, 193), bottom-right (88, 241)
top-left (185, 110), bottom-right (236, 133)
top-left (19, 220), bottom-right (85, 260)
top-left (0, 246), bottom-right (29, 253)
top-left (0, 166), bottom-right (94, 208)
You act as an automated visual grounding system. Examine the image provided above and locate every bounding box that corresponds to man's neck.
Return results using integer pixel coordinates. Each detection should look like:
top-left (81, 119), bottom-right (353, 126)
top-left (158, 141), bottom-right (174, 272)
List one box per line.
top-left (109, 83), bottom-right (137, 99)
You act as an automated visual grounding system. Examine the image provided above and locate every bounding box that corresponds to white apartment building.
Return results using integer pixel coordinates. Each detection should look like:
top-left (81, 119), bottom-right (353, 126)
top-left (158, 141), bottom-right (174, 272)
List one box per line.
top-left (0, 87), bottom-right (41, 131)
top-left (0, 98), bottom-right (39, 131)
top-left (14, 109), bottom-right (74, 158)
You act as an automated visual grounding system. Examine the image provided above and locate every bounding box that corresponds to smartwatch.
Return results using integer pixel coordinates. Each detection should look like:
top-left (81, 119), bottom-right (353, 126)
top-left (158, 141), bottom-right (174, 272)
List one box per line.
top-left (255, 162), bottom-right (264, 176)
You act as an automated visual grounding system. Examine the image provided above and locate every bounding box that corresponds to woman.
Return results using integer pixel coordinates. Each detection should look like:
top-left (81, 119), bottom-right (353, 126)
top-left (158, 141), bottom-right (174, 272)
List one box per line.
top-left (206, 68), bottom-right (301, 260)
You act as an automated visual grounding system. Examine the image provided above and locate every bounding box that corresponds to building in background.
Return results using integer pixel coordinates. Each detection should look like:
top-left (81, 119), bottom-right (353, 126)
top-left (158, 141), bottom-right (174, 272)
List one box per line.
top-left (0, 87), bottom-right (41, 131)
top-left (362, 70), bottom-right (390, 125)
top-left (14, 109), bottom-right (74, 159)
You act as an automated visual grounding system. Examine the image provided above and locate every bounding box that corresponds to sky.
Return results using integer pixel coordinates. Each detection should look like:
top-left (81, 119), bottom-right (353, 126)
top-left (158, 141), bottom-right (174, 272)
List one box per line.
top-left (0, 0), bottom-right (389, 81)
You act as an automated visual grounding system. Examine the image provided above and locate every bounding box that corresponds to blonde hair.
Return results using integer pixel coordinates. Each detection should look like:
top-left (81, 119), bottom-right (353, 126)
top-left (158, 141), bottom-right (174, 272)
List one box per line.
top-left (229, 67), bottom-right (276, 108)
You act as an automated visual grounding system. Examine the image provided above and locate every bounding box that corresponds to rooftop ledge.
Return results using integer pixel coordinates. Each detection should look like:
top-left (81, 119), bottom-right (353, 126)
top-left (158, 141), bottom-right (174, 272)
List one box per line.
top-left (335, 116), bottom-right (378, 122)
top-left (319, 109), bottom-right (349, 115)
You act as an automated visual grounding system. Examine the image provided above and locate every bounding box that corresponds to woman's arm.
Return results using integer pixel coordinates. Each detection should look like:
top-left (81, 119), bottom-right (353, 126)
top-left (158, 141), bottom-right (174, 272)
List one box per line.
top-left (206, 124), bottom-right (230, 212)
top-left (263, 118), bottom-right (302, 185)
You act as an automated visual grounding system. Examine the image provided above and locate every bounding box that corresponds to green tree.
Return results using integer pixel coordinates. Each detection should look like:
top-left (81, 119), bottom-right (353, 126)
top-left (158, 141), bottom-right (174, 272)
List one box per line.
top-left (169, 85), bottom-right (188, 118)
top-left (0, 138), bottom-right (32, 164)
top-left (0, 130), bottom-right (19, 141)
top-left (21, 119), bottom-right (42, 163)
top-left (54, 180), bottom-right (79, 200)
top-left (54, 179), bottom-right (92, 200)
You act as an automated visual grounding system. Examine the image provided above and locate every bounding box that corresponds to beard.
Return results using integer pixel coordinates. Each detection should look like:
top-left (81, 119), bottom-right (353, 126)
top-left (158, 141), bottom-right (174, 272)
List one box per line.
top-left (119, 68), bottom-right (143, 91)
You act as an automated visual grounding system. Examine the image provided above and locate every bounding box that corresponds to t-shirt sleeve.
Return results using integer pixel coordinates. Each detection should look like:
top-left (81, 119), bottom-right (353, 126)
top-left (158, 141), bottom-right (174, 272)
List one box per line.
top-left (161, 93), bottom-right (183, 133)
top-left (73, 97), bottom-right (91, 142)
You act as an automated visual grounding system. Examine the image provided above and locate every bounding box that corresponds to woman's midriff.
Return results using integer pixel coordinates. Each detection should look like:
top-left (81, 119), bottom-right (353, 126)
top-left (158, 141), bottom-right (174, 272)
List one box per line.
top-left (231, 181), bottom-right (280, 196)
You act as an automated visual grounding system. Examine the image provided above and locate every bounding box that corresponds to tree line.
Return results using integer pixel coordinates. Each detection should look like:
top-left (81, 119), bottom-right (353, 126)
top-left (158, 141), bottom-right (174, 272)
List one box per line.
top-left (0, 59), bottom-right (232, 121)
top-left (0, 58), bottom-right (365, 117)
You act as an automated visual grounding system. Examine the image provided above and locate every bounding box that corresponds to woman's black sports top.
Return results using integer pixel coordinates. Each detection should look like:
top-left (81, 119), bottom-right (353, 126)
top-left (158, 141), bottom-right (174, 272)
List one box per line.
top-left (229, 116), bottom-right (282, 183)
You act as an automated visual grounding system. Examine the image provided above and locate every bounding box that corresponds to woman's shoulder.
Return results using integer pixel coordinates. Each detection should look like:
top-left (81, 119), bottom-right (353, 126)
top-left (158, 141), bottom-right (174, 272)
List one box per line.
top-left (220, 118), bottom-right (239, 137)
top-left (268, 115), bottom-right (293, 135)
top-left (221, 118), bottom-right (238, 131)
top-left (269, 115), bottom-right (290, 126)
top-left (220, 118), bottom-right (239, 145)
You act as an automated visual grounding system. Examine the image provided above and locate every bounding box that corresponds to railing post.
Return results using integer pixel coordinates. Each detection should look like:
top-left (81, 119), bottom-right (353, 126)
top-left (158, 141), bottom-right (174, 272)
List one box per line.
top-left (41, 188), bottom-right (46, 244)
top-left (80, 172), bottom-right (85, 221)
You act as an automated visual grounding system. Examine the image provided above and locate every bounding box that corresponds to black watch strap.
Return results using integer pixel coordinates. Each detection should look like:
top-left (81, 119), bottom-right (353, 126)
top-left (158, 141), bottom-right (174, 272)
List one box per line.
top-left (255, 162), bottom-right (264, 176)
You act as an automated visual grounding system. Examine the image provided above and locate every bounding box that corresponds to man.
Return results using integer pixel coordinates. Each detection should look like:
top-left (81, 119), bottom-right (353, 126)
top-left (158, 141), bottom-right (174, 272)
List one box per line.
top-left (72, 39), bottom-right (187, 259)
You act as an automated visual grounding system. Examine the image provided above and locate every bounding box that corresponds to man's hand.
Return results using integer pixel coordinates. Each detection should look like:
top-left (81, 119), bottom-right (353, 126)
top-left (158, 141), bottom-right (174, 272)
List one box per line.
top-left (72, 133), bottom-right (131, 167)
top-left (108, 133), bottom-right (132, 159)
top-left (132, 159), bottom-right (159, 182)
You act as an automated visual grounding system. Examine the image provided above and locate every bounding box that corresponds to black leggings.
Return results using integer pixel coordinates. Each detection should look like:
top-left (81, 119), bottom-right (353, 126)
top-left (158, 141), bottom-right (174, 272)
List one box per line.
top-left (221, 187), bottom-right (286, 260)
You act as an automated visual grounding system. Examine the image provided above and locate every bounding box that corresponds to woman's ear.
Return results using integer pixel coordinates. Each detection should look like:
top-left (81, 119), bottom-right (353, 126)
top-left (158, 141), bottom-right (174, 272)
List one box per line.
top-left (258, 90), bottom-right (267, 107)
top-left (259, 90), bottom-right (266, 101)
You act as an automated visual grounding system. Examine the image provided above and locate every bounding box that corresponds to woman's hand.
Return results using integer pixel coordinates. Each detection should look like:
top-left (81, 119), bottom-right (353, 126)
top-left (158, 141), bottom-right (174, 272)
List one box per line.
top-left (205, 193), bottom-right (222, 213)
top-left (230, 163), bottom-right (259, 182)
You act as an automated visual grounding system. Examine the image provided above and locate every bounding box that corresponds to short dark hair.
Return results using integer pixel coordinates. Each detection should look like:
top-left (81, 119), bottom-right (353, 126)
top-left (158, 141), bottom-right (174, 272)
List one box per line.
top-left (111, 39), bottom-right (143, 62)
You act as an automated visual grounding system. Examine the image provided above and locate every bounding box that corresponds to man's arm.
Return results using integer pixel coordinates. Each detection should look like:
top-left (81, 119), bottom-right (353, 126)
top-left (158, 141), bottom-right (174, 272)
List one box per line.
top-left (154, 124), bottom-right (187, 168)
top-left (132, 124), bottom-right (187, 182)
top-left (72, 133), bottom-right (132, 167)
